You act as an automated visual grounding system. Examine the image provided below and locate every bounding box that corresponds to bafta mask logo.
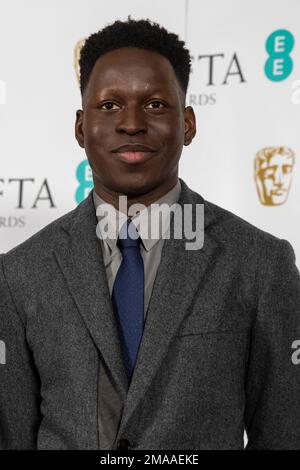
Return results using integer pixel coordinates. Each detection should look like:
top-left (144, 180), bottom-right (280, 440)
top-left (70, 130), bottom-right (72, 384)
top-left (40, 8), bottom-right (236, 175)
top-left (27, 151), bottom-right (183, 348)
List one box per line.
top-left (74, 38), bottom-right (86, 85)
top-left (254, 147), bottom-right (295, 206)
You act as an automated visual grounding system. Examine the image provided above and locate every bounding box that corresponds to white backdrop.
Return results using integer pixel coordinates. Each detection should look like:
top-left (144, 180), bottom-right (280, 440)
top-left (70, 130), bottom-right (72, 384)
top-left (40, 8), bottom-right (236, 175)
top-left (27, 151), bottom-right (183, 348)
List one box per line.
top-left (0, 0), bottom-right (299, 267)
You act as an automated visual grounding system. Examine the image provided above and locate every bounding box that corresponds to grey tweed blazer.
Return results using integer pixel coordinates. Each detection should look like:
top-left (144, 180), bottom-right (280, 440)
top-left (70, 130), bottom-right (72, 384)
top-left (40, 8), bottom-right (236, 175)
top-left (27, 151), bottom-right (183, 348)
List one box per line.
top-left (0, 177), bottom-right (299, 450)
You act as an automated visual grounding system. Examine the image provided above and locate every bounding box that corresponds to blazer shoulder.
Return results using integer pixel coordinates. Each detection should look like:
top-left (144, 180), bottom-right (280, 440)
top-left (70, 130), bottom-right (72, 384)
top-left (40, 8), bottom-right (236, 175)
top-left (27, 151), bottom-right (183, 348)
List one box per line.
top-left (204, 198), bottom-right (286, 250)
top-left (2, 197), bottom-right (88, 265)
top-left (0, 194), bottom-right (95, 309)
top-left (202, 199), bottom-right (298, 305)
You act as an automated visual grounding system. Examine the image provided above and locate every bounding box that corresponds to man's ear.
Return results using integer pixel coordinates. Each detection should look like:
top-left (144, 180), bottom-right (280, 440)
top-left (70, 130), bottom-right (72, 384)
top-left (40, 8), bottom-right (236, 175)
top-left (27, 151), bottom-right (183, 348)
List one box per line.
top-left (75, 109), bottom-right (85, 148)
top-left (183, 106), bottom-right (196, 146)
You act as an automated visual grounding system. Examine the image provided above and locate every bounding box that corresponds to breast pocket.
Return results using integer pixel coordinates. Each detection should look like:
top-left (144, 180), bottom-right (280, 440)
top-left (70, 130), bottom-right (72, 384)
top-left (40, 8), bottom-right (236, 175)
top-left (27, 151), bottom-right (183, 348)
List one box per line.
top-left (171, 321), bottom-right (250, 389)
top-left (174, 309), bottom-right (249, 337)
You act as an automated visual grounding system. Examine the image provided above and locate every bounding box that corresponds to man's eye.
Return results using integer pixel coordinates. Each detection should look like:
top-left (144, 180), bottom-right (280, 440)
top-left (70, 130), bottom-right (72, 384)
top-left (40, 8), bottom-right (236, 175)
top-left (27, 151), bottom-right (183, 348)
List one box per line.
top-left (146, 101), bottom-right (165, 109)
top-left (99, 102), bottom-right (120, 110)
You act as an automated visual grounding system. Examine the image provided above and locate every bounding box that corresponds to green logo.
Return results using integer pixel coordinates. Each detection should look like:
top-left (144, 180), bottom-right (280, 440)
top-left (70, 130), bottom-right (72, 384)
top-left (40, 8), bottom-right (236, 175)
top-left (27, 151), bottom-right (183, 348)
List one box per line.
top-left (75, 160), bottom-right (93, 204)
top-left (265, 29), bottom-right (294, 81)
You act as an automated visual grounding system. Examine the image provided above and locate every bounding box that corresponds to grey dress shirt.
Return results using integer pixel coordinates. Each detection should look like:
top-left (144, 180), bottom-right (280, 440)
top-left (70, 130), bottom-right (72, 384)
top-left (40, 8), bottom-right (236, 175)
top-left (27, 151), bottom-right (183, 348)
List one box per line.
top-left (93, 179), bottom-right (181, 449)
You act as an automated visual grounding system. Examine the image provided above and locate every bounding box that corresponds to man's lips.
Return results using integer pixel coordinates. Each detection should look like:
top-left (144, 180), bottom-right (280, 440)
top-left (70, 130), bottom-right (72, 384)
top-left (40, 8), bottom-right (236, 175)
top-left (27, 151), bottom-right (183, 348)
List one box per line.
top-left (111, 144), bottom-right (157, 164)
top-left (114, 150), bottom-right (156, 164)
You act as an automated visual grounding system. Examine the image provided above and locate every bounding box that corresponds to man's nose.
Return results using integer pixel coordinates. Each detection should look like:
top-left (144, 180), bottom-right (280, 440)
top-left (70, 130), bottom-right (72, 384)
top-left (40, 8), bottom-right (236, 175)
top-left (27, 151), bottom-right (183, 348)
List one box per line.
top-left (115, 105), bottom-right (147, 134)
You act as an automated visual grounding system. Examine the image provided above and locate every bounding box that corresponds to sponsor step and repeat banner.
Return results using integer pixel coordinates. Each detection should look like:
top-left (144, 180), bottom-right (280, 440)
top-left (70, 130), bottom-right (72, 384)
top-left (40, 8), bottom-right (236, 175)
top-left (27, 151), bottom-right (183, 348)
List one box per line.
top-left (1, 0), bottom-right (300, 267)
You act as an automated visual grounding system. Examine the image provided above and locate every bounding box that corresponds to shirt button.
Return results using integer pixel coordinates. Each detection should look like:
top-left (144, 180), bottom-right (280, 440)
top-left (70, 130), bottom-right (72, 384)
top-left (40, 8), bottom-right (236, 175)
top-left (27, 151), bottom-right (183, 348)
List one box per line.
top-left (117, 438), bottom-right (130, 450)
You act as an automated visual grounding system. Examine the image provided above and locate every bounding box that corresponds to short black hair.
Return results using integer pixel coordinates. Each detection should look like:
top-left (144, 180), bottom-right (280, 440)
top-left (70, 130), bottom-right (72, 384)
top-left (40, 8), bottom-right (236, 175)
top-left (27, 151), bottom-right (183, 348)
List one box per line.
top-left (79, 16), bottom-right (191, 96)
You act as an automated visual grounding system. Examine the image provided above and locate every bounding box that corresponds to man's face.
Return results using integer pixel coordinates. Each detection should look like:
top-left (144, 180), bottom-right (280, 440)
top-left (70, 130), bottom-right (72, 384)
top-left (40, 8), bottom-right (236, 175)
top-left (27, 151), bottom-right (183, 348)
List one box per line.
top-left (75, 47), bottom-right (196, 199)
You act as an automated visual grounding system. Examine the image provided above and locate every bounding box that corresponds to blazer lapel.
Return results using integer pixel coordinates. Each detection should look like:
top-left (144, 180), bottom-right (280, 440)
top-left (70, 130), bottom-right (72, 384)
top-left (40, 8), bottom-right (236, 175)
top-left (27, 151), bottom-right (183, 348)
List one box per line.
top-left (54, 193), bottom-right (128, 401)
top-left (115, 178), bottom-right (226, 438)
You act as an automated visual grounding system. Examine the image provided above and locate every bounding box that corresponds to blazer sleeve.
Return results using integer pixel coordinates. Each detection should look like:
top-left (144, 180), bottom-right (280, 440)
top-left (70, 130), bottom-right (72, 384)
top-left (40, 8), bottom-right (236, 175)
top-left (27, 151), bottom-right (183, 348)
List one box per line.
top-left (0, 255), bottom-right (42, 449)
top-left (244, 239), bottom-right (300, 449)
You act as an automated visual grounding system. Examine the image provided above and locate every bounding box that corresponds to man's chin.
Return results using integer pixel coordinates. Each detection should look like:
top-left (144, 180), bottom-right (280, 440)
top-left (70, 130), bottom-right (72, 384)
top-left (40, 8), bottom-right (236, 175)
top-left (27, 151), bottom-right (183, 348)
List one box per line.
top-left (109, 176), bottom-right (160, 198)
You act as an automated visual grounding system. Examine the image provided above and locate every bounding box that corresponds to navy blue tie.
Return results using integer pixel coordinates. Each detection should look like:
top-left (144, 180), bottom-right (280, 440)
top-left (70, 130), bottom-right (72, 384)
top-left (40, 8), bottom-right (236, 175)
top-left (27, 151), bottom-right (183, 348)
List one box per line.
top-left (112, 218), bottom-right (145, 381)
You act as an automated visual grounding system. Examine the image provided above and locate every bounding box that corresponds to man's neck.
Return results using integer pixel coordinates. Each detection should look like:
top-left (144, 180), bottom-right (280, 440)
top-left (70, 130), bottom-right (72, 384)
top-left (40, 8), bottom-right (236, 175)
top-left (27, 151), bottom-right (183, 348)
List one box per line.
top-left (93, 175), bottom-right (179, 213)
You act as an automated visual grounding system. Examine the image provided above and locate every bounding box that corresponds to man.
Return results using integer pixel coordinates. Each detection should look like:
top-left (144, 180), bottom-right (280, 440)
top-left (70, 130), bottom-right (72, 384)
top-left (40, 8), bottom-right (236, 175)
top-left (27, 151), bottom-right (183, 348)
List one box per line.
top-left (0, 18), bottom-right (300, 450)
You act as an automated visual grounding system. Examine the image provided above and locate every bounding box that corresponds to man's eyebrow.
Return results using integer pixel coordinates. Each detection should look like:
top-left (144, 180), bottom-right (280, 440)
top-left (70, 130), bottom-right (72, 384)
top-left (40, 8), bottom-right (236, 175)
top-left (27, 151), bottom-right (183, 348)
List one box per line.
top-left (97, 86), bottom-right (170, 96)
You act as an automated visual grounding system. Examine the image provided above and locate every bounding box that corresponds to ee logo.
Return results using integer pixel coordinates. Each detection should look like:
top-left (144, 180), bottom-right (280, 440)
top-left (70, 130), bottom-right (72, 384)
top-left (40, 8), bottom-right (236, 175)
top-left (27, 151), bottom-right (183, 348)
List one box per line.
top-left (75, 160), bottom-right (93, 204)
top-left (265, 29), bottom-right (295, 81)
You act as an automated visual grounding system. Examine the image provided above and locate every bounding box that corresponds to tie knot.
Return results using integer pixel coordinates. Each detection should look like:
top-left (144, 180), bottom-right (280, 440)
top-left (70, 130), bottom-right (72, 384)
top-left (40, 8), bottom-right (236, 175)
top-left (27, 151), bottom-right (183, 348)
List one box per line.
top-left (117, 219), bottom-right (141, 251)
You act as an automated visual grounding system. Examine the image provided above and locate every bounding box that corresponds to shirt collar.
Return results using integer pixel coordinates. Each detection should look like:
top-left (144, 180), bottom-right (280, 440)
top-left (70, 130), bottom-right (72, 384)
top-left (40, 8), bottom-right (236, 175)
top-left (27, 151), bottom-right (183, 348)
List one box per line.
top-left (93, 179), bottom-right (181, 254)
